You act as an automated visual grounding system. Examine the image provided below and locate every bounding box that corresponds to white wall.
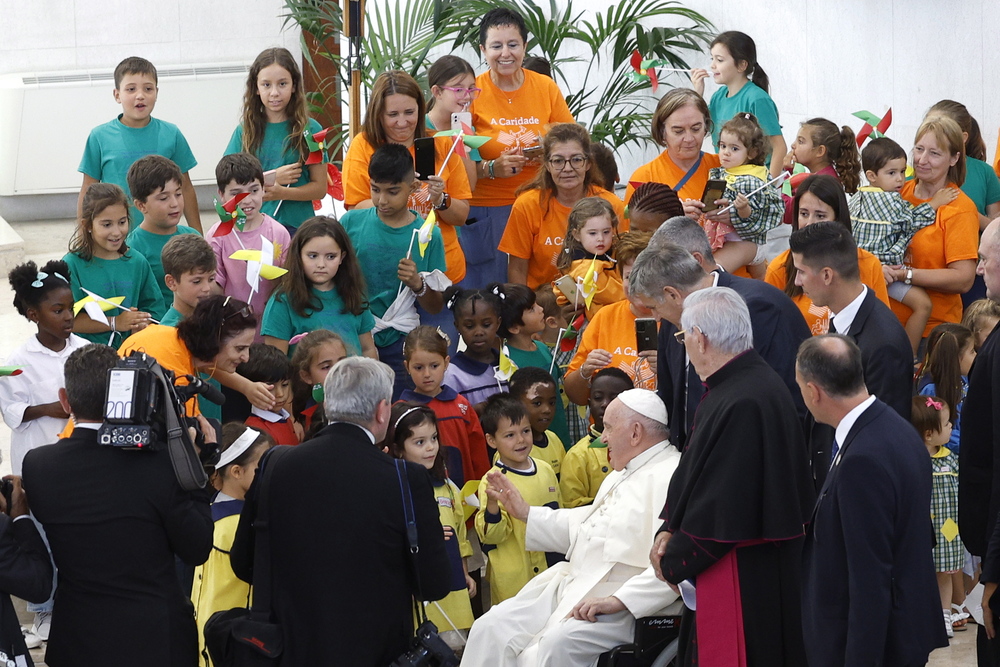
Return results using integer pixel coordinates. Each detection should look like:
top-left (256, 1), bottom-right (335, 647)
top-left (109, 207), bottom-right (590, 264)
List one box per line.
top-left (0, 0), bottom-right (298, 75)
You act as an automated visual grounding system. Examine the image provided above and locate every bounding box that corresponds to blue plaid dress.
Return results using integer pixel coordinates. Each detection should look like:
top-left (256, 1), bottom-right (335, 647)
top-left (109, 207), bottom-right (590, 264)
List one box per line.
top-left (930, 447), bottom-right (964, 571)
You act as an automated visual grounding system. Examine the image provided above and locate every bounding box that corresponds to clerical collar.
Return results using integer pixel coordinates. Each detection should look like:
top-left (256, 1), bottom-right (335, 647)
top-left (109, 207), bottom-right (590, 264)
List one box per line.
top-left (830, 285), bottom-right (867, 336)
top-left (623, 440), bottom-right (669, 474)
top-left (251, 405), bottom-right (290, 423)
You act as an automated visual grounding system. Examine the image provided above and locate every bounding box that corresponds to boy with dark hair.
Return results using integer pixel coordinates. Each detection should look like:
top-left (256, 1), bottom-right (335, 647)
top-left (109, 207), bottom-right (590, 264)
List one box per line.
top-left (238, 343), bottom-right (299, 446)
top-left (560, 368), bottom-right (632, 507)
top-left (160, 234), bottom-right (217, 326)
top-left (509, 367), bottom-right (564, 477)
top-left (341, 143), bottom-right (450, 399)
top-left (208, 153), bottom-right (290, 340)
top-left (125, 155), bottom-right (202, 315)
top-left (475, 393), bottom-right (560, 605)
top-left (78, 56), bottom-right (201, 232)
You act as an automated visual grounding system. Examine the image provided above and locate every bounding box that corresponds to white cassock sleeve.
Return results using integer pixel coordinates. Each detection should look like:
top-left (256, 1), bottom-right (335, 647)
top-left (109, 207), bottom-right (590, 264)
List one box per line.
top-left (524, 504), bottom-right (592, 554)
top-left (611, 565), bottom-right (680, 619)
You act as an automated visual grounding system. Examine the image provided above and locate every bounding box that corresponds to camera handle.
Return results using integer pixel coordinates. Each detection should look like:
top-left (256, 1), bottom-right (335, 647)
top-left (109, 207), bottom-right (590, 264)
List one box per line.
top-left (149, 363), bottom-right (209, 492)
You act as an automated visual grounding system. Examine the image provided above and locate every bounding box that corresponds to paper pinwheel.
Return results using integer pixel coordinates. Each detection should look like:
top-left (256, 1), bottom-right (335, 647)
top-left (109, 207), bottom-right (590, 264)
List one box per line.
top-left (580, 256), bottom-right (599, 309)
top-left (229, 237), bottom-right (288, 298)
top-left (495, 344), bottom-right (518, 383)
top-left (304, 127), bottom-right (331, 165)
top-left (435, 126), bottom-right (490, 151)
top-left (559, 312), bottom-right (586, 353)
top-left (0, 367), bottom-right (24, 377)
top-left (417, 210), bottom-right (438, 258)
top-left (73, 292), bottom-right (126, 326)
top-left (327, 163), bottom-right (344, 201)
top-left (853, 108), bottom-right (892, 148)
top-left (629, 50), bottom-right (671, 92)
top-left (212, 193), bottom-right (250, 237)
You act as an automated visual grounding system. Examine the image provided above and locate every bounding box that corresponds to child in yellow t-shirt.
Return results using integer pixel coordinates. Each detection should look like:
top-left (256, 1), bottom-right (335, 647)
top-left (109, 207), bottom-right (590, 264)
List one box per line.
top-left (476, 395), bottom-right (561, 605)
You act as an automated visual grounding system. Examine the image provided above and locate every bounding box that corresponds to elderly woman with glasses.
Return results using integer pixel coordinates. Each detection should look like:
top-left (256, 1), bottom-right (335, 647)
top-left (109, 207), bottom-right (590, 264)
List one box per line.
top-left (499, 123), bottom-right (626, 289)
top-left (118, 295), bottom-right (272, 416)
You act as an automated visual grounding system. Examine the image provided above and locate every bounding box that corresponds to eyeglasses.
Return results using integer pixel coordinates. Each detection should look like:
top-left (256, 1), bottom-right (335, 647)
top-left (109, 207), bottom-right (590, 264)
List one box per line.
top-left (222, 295), bottom-right (254, 321)
top-left (440, 86), bottom-right (482, 99)
top-left (674, 326), bottom-right (701, 344)
top-left (546, 155), bottom-right (589, 171)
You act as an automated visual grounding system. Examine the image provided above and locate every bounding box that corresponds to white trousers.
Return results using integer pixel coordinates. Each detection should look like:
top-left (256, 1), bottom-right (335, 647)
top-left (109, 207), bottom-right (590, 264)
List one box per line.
top-left (461, 569), bottom-right (635, 667)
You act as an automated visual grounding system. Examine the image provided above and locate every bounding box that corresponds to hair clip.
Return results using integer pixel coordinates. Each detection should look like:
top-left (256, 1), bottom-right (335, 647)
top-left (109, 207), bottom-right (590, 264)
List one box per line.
top-left (925, 397), bottom-right (943, 410)
top-left (30, 272), bottom-right (48, 288)
top-left (435, 327), bottom-right (451, 346)
top-left (53, 272), bottom-right (68, 284)
top-left (492, 285), bottom-right (506, 300)
top-left (743, 112), bottom-right (752, 120)
top-left (289, 332), bottom-right (309, 346)
top-left (446, 293), bottom-right (459, 311)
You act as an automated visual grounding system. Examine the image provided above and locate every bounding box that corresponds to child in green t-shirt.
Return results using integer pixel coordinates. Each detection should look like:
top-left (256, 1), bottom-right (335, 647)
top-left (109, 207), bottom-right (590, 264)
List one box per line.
top-left (77, 56), bottom-right (201, 231)
top-left (125, 155), bottom-right (203, 313)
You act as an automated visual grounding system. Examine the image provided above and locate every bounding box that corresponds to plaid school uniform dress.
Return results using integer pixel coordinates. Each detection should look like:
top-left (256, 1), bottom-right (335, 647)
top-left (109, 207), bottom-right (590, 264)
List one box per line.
top-left (707, 165), bottom-right (784, 246)
top-left (849, 187), bottom-right (938, 264)
top-left (930, 447), bottom-right (964, 572)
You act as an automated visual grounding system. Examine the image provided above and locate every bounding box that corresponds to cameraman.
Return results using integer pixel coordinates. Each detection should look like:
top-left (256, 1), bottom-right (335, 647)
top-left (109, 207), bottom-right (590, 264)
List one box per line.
top-left (22, 344), bottom-right (214, 667)
top-left (0, 476), bottom-right (53, 666)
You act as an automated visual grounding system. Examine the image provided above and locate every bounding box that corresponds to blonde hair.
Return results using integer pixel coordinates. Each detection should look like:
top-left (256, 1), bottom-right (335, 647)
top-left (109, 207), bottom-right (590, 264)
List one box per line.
top-left (914, 116), bottom-right (967, 187)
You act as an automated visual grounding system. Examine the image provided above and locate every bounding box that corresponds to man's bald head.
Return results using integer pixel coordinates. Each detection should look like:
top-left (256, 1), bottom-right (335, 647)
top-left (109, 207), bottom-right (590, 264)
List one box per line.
top-left (980, 218), bottom-right (1000, 301)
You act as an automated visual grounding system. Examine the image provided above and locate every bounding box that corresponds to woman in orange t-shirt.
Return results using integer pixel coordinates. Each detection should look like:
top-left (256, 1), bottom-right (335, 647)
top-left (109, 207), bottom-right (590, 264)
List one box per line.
top-left (118, 295), bottom-right (259, 417)
top-left (625, 89), bottom-right (722, 213)
top-left (886, 118), bottom-right (978, 338)
top-left (498, 123), bottom-right (626, 289)
top-left (563, 232), bottom-right (655, 404)
top-left (765, 174), bottom-right (889, 335)
top-left (341, 71), bottom-right (472, 285)
top-left (461, 8), bottom-right (575, 288)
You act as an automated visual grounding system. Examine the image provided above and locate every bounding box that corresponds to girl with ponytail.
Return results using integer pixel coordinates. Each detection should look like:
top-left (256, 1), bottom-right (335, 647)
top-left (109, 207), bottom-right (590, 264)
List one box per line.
top-left (691, 31), bottom-right (787, 178)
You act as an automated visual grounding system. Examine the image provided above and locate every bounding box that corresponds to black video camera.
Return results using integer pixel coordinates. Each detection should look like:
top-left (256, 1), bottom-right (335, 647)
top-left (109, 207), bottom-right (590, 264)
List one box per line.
top-left (98, 351), bottom-right (224, 491)
top-left (391, 621), bottom-right (458, 667)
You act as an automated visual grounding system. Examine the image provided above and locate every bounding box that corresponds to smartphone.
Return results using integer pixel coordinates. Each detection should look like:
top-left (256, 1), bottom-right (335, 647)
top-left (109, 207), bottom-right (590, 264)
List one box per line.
top-left (554, 275), bottom-right (579, 305)
top-left (635, 318), bottom-right (658, 352)
top-left (263, 169), bottom-right (277, 187)
top-left (451, 111), bottom-right (472, 132)
top-left (700, 179), bottom-right (728, 212)
top-left (522, 145), bottom-right (544, 160)
top-left (414, 137), bottom-right (436, 180)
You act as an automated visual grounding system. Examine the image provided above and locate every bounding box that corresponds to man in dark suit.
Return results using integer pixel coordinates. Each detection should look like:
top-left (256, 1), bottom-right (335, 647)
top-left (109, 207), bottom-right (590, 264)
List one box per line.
top-left (22, 344), bottom-right (214, 667)
top-left (231, 357), bottom-right (450, 666)
top-left (965, 218), bottom-right (1000, 664)
top-left (789, 221), bottom-right (914, 488)
top-left (631, 217), bottom-right (810, 450)
top-left (796, 335), bottom-right (946, 666)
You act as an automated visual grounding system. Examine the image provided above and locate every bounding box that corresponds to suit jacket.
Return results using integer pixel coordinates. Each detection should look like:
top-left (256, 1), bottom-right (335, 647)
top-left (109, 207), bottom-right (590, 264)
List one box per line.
top-left (801, 400), bottom-right (946, 666)
top-left (657, 271), bottom-right (810, 449)
top-left (809, 288), bottom-right (915, 490)
top-left (0, 514), bottom-right (52, 666)
top-left (961, 322), bottom-right (1000, 556)
top-left (22, 428), bottom-right (213, 667)
top-left (230, 422), bottom-right (450, 667)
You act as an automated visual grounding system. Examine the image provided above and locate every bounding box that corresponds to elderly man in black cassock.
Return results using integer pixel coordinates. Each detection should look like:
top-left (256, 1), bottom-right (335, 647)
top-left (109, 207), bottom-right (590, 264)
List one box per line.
top-left (639, 282), bottom-right (814, 667)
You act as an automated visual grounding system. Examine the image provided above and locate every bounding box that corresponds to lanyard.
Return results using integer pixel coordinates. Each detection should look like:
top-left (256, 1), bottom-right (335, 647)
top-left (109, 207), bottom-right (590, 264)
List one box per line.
top-left (672, 152), bottom-right (704, 192)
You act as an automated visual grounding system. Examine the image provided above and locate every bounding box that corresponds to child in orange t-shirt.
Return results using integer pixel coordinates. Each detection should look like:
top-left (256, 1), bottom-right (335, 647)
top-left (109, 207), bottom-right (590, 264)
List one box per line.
top-left (553, 197), bottom-right (624, 320)
top-left (238, 343), bottom-right (300, 446)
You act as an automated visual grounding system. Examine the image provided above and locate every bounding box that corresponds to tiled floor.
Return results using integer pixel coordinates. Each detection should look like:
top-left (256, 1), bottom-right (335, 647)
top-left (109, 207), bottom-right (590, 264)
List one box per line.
top-left (0, 217), bottom-right (983, 665)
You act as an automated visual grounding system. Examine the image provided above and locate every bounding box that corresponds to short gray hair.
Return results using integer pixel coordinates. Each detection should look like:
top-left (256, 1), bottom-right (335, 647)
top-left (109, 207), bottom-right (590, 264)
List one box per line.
top-left (629, 244), bottom-right (706, 299)
top-left (649, 216), bottom-right (715, 262)
top-left (324, 357), bottom-right (394, 424)
top-left (680, 287), bottom-right (753, 354)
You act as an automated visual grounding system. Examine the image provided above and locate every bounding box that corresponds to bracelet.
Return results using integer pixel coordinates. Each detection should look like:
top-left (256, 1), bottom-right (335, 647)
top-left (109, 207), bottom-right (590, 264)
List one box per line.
top-left (487, 160), bottom-right (496, 179)
top-left (580, 368), bottom-right (594, 384)
top-left (110, 315), bottom-right (117, 333)
top-left (412, 277), bottom-right (428, 297)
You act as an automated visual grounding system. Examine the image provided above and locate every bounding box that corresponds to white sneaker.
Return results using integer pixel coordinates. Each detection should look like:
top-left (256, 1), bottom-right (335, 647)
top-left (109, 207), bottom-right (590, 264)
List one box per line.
top-left (944, 609), bottom-right (954, 639)
top-left (21, 628), bottom-right (42, 650)
top-left (30, 611), bottom-right (51, 642)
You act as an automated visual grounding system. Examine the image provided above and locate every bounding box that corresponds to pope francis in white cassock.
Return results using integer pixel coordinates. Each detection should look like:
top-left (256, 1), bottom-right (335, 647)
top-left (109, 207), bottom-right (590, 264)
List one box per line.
top-left (462, 389), bottom-right (682, 667)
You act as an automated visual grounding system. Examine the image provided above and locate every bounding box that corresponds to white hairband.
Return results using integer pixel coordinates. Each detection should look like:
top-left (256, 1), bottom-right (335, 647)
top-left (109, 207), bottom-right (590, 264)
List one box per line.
top-left (393, 406), bottom-right (422, 432)
top-left (215, 427), bottom-right (261, 469)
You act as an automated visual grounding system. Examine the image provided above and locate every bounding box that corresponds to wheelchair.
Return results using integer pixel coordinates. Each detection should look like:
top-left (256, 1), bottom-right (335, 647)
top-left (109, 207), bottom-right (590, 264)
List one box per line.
top-left (596, 612), bottom-right (682, 667)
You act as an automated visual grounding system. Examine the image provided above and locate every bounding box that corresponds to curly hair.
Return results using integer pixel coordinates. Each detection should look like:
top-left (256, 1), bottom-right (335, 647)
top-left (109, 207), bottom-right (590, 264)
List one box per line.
top-left (801, 118), bottom-right (861, 194)
top-left (719, 113), bottom-right (768, 166)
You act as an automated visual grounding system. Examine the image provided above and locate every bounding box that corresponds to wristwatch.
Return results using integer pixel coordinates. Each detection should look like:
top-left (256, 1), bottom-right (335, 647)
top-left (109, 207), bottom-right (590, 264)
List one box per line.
top-left (434, 192), bottom-right (451, 211)
top-left (904, 268), bottom-right (913, 285)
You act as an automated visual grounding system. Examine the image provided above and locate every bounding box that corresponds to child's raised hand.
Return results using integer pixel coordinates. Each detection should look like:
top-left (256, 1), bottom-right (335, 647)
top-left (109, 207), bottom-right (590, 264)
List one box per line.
top-left (116, 308), bottom-right (151, 332)
top-left (581, 349), bottom-right (613, 381)
top-left (734, 192), bottom-right (751, 219)
top-left (275, 162), bottom-right (303, 186)
top-left (689, 69), bottom-right (709, 96)
top-left (929, 186), bottom-right (959, 210)
top-left (485, 470), bottom-right (529, 521)
top-left (397, 258), bottom-right (422, 291)
top-left (782, 149), bottom-right (796, 173)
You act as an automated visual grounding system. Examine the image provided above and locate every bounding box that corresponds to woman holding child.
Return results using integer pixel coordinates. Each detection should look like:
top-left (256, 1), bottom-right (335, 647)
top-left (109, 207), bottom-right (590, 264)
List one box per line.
top-left (498, 123), bottom-right (626, 289)
top-left (887, 117), bottom-right (978, 338)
